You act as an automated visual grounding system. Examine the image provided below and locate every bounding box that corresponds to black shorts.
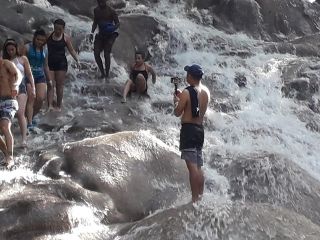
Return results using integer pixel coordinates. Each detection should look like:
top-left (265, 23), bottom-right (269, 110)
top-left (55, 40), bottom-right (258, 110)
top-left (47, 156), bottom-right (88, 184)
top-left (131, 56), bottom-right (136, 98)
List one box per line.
top-left (94, 32), bottom-right (118, 52)
top-left (48, 58), bottom-right (68, 71)
top-left (179, 123), bottom-right (204, 150)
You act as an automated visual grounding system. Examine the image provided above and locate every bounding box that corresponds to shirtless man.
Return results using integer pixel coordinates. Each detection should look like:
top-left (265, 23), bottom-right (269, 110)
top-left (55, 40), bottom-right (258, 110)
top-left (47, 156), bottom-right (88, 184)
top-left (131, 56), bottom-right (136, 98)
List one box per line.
top-left (0, 59), bottom-right (22, 168)
top-left (90, 0), bottom-right (120, 80)
top-left (173, 64), bottom-right (210, 202)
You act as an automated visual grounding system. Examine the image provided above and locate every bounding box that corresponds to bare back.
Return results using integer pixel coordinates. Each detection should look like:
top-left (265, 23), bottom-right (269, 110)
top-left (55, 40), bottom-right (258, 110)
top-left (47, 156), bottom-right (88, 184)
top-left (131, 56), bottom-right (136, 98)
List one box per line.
top-left (180, 84), bottom-right (210, 125)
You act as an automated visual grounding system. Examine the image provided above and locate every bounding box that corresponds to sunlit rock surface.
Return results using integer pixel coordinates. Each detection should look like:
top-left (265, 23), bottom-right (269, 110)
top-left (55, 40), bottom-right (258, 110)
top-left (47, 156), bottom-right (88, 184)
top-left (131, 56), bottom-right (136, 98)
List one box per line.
top-left (63, 131), bottom-right (188, 221)
top-left (117, 202), bottom-right (320, 240)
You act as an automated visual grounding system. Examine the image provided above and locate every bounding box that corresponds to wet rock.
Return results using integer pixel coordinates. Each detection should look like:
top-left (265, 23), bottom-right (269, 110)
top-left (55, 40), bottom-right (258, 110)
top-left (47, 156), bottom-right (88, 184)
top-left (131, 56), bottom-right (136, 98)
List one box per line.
top-left (0, 180), bottom-right (121, 238)
top-left (295, 108), bottom-right (320, 133)
top-left (114, 14), bottom-right (162, 64)
top-left (47, 0), bottom-right (126, 17)
top-left (63, 131), bottom-right (189, 222)
top-left (209, 153), bottom-right (320, 226)
top-left (192, 0), bottom-right (320, 41)
top-left (281, 60), bottom-right (320, 103)
top-left (234, 73), bottom-right (247, 88)
top-left (119, 201), bottom-right (320, 240)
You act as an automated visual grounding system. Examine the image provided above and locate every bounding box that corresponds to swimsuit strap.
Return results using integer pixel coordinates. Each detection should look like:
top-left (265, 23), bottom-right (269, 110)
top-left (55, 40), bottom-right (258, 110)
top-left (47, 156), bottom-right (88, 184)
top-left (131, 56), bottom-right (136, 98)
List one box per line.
top-left (186, 86), bottom-right (200, 118)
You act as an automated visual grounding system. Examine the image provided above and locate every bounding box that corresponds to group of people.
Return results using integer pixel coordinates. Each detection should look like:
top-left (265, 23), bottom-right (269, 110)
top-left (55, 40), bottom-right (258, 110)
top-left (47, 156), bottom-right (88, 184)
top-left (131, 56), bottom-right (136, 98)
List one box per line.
top-left (0, 18), bottom-right (79, 168)
top-left (0, 0), bottom-right (210, 203)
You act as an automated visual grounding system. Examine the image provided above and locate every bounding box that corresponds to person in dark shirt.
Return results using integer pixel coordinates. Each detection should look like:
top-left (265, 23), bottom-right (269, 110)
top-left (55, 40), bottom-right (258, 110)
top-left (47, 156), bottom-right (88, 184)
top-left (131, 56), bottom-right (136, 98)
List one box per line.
top-left (47, 19), bottom-right (79, 111)
top-left (89, 0), bottom-right (120, 81)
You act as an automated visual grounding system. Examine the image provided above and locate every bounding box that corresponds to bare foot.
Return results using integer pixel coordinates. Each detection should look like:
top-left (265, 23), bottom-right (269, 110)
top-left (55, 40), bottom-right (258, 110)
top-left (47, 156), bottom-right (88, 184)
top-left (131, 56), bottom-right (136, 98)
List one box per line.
top-left (48, 106), bottom-right (54, 112)
top-left (54, 107), bottom-right (62, 112)
top-left (21, 140), bottom-right (27, 148)
top-left (6, 156), bottom-right (14, 169)
top-left (98, 74), bottom-right (106, 79)
top-left (121, 97), bottom-right (127, 103)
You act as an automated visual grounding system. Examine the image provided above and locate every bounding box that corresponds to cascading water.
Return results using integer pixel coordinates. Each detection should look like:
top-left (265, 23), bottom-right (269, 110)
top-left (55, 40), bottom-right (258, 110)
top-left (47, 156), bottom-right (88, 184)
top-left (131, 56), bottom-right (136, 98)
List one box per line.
top-left (1, 0), bottom-right (320, 239)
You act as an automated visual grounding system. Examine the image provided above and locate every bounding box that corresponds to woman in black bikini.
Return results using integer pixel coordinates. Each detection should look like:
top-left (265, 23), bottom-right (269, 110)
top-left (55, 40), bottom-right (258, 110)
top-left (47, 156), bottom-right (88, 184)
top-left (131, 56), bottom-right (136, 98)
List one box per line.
top-left (47, 19), bottom-right (79, 111)
top-left (122, 51), bottom-right (156, 103)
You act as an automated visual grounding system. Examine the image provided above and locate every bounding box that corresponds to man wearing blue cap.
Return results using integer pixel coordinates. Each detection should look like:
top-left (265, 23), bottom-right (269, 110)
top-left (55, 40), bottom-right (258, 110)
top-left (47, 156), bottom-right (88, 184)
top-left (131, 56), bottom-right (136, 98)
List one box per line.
top-left (173, 64), bottom-right (210, 202)
top-left (90, 0), bottom-right (120, 80)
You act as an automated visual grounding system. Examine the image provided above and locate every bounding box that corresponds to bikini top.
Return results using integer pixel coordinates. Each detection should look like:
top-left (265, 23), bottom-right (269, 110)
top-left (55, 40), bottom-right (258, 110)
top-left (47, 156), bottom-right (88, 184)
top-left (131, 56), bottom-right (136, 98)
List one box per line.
top-left (130, 63), bottom-right (148, 81)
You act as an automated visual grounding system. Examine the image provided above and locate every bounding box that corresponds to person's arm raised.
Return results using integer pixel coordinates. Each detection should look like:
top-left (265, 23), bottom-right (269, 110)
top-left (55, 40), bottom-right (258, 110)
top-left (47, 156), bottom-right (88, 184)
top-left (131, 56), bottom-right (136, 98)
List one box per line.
top-left (174, 89), bottom-right (188, 117)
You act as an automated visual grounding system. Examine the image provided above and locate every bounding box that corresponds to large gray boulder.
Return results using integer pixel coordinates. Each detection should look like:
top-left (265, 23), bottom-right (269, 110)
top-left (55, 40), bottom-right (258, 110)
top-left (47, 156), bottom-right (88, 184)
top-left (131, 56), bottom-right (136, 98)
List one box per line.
top-left (210, 152), bottom-right (320, 226)
top-left (63, 131), bottom-right (189, 221)
top-left (118, 202), bottom-right (320, 240)
top-left (192, 0), bottom-right (320, 41)
top-left (0, 180), bottom-right (118, 239)
top-left (114, 14), bottom-right (162, 64)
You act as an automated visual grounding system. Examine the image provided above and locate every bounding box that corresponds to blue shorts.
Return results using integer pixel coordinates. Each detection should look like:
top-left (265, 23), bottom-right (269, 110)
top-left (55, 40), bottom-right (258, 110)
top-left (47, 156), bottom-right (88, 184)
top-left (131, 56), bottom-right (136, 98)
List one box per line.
top-left (26, 76), bottom-right (47, 85)
top-left (34, 76), bottom-right (47, 84)
top-left (181, 148), bottom-right (203, 167)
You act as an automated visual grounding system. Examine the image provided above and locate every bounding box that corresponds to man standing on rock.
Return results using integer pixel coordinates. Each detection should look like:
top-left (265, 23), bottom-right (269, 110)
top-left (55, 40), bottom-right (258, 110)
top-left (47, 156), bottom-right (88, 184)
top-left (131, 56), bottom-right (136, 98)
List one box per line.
top-left (0, 59), bottom-right (21, 168)
top-left (90, 0), bottom-right (120, 81)
top-left (173, 64), bottom-right (210, 202)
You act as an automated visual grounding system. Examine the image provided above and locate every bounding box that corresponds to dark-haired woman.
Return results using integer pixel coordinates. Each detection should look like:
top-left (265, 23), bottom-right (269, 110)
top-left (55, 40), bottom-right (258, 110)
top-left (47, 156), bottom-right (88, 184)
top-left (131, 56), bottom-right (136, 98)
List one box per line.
top-left (3, 39), bottom-right (35, 147)
top-left (23, 29), bottom-right (50, 128)
top-left (47, 19), bottom-right (79, 111)
top-left (121, 51), bottom-right (156, 103)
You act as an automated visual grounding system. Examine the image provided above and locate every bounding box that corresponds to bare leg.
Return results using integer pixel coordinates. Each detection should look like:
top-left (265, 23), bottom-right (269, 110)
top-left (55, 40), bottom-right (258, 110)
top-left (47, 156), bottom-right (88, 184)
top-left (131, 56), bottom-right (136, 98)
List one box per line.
top-left (135, 74), bottom-right (147, 94)
top-left (186, 161), bottom-right (201, 202)
top-left (17, 94), bottom-right (28, 145)
top-left (103, 33), bottom-right (117, 78)
top-left (33, 83), bottom-right (47, 116)
top-left (0, 136), bottom-right (8, 158)
top-left (55, 70), bottom-right (66, 110)
top-left (26, 83), bottom-right (35, 125)
top-left (122, 79), bottom-right (134, 103)
top-left (94, 37), bottom-right (105, 78)
top-left (47, 71), bottom-right (55, 110)
top-left (0, 119), bottom-right (14, 167)
top-left (198, 167), bottom-right (204, 197)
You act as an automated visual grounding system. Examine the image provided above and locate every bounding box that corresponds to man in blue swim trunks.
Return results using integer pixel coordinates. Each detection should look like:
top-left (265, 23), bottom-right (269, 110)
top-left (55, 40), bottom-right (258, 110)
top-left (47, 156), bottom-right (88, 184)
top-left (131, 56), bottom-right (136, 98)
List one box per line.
top-left (0, 59), bottom-right (21, 168)
top-left (173, 64), bottom-right (210, 202)
top-left (90, 0), bottom-right (120, 80)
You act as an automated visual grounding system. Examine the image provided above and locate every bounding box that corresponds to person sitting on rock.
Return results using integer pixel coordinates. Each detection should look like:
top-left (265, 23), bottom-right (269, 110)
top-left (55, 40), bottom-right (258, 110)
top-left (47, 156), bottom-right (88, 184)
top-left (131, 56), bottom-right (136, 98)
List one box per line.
top-left (121, 51), bottom-right (156, 103)
top-left (2, 39), bottom-right (36, 147)
top-left (90, 0), bottom-right (120, 81)
top-left (0, 58), bottom-right (22, 168)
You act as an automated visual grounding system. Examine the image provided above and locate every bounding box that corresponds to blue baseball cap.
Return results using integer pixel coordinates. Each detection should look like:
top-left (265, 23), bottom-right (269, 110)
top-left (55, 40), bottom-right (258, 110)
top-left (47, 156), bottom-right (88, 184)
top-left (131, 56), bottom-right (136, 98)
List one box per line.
top-left (184, 64), bottom-right (204, 78)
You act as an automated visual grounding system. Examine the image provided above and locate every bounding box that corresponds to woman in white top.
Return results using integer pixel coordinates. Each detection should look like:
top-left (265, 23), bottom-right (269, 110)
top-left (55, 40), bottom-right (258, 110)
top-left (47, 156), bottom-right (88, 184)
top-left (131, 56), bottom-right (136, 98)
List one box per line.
top-left (2, 39), bottom-right (36, 147)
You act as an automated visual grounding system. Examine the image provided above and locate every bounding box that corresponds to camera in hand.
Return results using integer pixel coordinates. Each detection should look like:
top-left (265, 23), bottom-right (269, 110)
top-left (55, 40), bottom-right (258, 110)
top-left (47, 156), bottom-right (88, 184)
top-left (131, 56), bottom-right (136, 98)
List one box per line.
top-left (171, 77), bottom-right (183, 94)
top-left (170, 76), bottom-right (182, 84)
